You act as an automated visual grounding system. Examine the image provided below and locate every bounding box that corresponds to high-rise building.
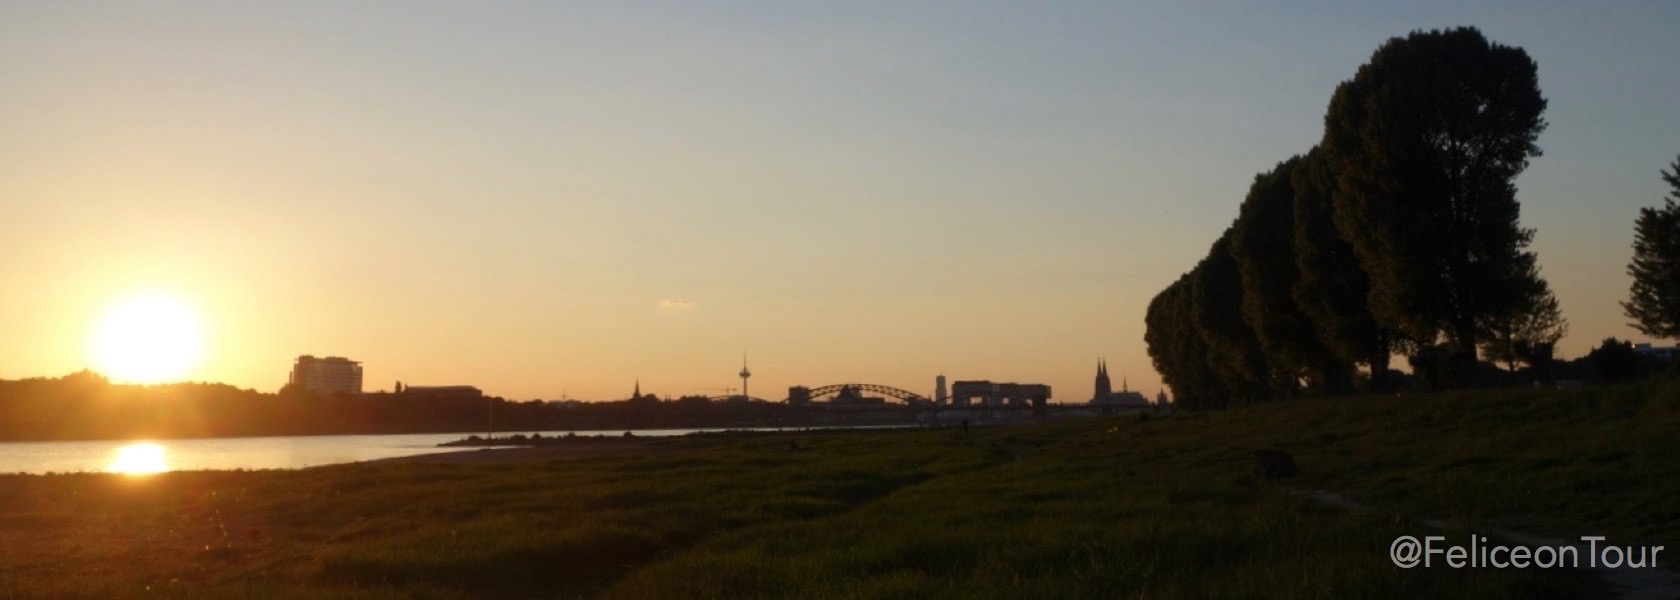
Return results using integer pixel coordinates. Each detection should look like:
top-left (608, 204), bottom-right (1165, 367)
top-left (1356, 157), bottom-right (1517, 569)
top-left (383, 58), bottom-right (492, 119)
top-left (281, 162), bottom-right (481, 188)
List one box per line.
top-left (289, 355), bottom-right (362, 396)
top-left (935, 374), bottom-right (948, 405)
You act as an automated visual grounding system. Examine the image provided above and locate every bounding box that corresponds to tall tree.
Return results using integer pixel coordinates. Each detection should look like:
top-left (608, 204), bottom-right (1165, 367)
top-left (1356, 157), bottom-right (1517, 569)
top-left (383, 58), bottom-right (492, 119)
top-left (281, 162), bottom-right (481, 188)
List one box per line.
top-left (1230, 156), bottom-right (1351, 395)
top-left (1145, 274), bottom-right (1225, 410)
top-left (1480, 270), bottom-right (1567, 372)
top-left (1322, 27), bottom-right (1549, 376)
top-left (1291, 148), bottom-right (1391, 391)
top-left (1190, 232), bottom-right (1272, 403)
top-left (1622, 155), bottom-right (1680, 339)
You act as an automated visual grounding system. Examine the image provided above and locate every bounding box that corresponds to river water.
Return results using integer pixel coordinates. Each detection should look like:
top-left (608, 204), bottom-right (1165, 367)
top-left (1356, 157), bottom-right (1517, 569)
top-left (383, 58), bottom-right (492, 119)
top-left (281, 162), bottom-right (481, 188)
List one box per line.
top-left (0, 428), bottom-right (788, 475)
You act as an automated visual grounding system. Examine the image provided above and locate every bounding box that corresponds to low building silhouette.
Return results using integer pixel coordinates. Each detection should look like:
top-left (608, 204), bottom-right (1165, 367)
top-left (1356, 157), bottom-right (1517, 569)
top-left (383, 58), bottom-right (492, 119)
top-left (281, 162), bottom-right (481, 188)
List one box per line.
top-left (786, 386), bottom-right (812, 406)
top-left (1633, 343), bottom-right (1680, 362)
top-left (949, 380), bottom-right (1051, 407)
top-left (399, 385), bottom-right (483, 402)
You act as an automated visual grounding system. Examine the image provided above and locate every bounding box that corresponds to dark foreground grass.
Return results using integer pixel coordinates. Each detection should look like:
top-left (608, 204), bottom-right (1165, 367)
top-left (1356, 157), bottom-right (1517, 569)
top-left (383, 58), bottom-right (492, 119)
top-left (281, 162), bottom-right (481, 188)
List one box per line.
top-left (4, 380), bottom-right (1675, 598)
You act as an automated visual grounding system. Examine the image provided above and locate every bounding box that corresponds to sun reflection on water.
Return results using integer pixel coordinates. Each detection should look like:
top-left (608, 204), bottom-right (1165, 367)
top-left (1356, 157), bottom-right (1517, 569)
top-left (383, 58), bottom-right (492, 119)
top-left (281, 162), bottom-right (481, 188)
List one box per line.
top-left (108, 442), bottom-right (170, 475)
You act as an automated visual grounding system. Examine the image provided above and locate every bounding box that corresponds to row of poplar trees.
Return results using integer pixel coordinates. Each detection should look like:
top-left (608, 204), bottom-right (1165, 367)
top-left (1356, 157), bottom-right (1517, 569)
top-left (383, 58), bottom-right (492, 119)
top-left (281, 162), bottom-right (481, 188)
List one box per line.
top-left (1145, 27), bottom-right (1568, 410)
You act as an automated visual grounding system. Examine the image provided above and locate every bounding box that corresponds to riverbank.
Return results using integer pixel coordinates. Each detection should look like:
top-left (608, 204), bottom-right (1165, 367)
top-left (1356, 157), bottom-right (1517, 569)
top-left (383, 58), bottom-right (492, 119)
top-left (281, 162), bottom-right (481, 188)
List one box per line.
top-left (383, 437), bottom-right (664, 465)
top-left (0, 427), bottom-right (861, 475)
top-left (3, 380), bottom-right (1676, 597)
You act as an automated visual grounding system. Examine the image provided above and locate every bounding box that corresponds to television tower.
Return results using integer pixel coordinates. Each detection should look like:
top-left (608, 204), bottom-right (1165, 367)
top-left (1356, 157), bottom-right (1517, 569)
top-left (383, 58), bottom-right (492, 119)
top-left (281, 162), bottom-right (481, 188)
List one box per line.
top-left (738, 353), bottom-right (752, 401)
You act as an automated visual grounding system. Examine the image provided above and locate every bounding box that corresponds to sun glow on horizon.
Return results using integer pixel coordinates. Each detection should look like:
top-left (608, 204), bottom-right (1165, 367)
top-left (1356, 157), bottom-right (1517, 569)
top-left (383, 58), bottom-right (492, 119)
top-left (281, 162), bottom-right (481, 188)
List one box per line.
top-left (107, 442), bottom-right (170, 475)
top-left (88, 291), bottom-right (206, 384)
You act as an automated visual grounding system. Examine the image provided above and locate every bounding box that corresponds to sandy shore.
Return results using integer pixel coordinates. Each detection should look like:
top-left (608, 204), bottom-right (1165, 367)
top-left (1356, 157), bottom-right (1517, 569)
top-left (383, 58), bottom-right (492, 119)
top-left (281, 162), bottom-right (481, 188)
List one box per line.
top-left (365, 437), bottom-right (664, 465)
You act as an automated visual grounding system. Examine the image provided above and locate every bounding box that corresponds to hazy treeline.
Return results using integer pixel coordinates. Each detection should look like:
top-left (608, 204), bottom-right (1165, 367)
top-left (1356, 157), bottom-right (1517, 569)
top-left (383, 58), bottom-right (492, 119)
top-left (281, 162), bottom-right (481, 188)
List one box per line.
top-left (0, 372), bottom-right (806, 442)
top-left (1146, 28), bottom-right (1570, 409)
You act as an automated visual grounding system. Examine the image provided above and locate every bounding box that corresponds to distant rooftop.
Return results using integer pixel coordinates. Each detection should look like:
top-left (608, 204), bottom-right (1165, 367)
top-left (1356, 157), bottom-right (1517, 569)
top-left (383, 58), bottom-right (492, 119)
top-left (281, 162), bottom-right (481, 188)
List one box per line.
top-left (296, 355), bottom-right (360, 364)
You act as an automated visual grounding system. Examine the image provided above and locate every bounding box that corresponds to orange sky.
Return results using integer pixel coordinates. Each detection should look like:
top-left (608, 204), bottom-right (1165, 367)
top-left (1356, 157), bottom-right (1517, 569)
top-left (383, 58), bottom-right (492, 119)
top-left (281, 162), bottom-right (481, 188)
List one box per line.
top-left (2, 3), bottom-right (1677, 401)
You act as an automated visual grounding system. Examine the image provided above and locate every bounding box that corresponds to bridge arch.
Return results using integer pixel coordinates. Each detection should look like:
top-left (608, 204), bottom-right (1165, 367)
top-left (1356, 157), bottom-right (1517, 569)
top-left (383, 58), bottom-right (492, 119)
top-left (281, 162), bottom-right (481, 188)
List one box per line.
top-left (799, 383), bottom-right (931, 405)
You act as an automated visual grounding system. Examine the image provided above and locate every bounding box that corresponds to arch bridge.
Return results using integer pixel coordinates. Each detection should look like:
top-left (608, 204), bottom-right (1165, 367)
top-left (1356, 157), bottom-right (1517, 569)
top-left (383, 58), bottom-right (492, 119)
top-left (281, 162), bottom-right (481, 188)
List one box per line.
top-left (795, 383), bottom-right (931, 405)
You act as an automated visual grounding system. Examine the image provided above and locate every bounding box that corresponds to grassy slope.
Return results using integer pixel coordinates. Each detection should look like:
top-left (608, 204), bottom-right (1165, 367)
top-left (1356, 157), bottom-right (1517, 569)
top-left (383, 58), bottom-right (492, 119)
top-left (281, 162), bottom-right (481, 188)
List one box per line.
top-left (5, 380), bottom-right (1675, 598)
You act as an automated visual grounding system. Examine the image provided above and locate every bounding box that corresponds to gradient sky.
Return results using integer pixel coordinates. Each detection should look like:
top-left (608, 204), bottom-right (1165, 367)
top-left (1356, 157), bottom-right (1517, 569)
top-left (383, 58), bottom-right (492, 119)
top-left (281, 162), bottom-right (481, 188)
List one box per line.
top-left (2, 1), bottom-right (1677, 401)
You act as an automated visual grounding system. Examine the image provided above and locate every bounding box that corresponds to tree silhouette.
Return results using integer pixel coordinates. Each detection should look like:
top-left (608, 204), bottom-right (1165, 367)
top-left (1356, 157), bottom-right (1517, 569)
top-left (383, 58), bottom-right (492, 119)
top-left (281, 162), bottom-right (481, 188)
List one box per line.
top-left (1581, 338), bottom-right (1653, 383)
top-left (1322, 27), bottom-right (1548, 375)
top-left (1145, 273), bottom-right (1225, 409)
top-left (1191, 232), bottom-right (1272, 403)
top-left (1291, 148), bottom-right (1394, 391)
top-left (1623, 155), bottom-right (1680, 339)
top-left (1142, 27), bottom-right (1564, 404)
top-left (1230, 156), bottom-right (1351, 395)
top-left (1480, 270), bottom-right (1567, 372)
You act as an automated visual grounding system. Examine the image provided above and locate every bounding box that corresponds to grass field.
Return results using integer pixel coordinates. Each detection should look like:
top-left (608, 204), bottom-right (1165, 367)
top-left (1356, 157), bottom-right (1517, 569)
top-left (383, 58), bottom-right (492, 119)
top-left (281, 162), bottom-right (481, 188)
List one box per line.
top-left (5, 378), bottom-right (1676, 598)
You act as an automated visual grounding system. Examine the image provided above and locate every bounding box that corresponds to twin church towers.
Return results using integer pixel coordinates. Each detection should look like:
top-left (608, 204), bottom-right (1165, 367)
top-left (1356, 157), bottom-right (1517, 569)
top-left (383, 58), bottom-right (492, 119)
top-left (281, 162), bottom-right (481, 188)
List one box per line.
top-left (1093, 358), bottom-right (1151, 406)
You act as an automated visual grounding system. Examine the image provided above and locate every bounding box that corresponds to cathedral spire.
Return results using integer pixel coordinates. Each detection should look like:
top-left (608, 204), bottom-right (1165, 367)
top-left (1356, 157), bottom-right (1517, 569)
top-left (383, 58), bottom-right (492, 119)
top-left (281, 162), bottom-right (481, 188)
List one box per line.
top-left (633, 378), bottom-right (640, 400)
top-left (1093, 357), bottom-right (1113, 402)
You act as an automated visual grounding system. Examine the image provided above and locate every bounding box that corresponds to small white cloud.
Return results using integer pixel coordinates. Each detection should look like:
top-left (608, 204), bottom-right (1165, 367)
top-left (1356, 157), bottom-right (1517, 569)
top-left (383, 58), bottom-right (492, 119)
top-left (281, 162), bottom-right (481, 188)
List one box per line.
top-left (659, 298), bottom-right (697, 311)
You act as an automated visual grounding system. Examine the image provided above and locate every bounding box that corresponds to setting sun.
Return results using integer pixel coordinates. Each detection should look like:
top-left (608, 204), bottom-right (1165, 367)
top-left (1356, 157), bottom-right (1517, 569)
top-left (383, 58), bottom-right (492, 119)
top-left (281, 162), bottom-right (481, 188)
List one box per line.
top-left (88, 292), bottom-right (206, 384)
top-left (106, 442), bottom-right (170, 475)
